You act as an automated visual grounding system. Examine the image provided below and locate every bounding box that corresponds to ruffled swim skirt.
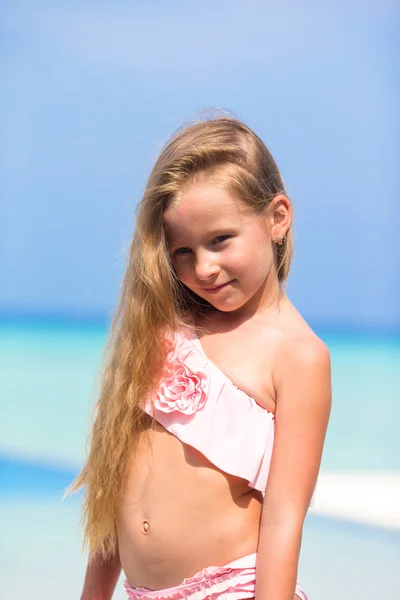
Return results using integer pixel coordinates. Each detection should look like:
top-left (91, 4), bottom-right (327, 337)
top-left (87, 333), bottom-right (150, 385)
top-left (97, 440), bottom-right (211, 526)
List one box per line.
top-left (124, 552), bottom-right (308, 600)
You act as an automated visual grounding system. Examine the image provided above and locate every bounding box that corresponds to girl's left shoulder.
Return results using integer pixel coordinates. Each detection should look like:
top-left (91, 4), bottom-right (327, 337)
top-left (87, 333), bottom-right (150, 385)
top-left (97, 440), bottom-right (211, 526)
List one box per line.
top-left (283, 327), bottom-right (330, 361)
top-left (272, 322), bottom-right (331, 392)
top-left (272, 298), bottom-right (330, 366)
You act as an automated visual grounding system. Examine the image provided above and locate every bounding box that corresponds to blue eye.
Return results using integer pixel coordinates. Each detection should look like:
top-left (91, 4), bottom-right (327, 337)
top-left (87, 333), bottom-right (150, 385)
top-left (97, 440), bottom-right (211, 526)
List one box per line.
top-left (212, 235), bottom-right (230, 245)
top-left (174, 247), bottom-right (191, 256)
top-left (172, 235), bottom-right (230, 256)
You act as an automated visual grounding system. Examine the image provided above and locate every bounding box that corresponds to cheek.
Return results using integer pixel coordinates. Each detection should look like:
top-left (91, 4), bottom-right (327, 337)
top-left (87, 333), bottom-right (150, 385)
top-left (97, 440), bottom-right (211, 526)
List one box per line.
top-left (172, 258), bottom-right (193, 282)
top-left (231, 236), bottom-right (272, 276)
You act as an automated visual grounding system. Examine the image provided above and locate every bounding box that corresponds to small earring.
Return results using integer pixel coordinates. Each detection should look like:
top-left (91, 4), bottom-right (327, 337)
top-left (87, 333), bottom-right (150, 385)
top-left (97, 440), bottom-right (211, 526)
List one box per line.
top-left (275, 235), bottom-right (284, 245)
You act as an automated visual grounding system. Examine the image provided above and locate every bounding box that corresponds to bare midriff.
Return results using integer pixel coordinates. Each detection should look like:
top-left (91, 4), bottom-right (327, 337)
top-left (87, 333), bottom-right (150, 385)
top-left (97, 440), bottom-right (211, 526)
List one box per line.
top-left (116, 421), bottom-right (263, 590)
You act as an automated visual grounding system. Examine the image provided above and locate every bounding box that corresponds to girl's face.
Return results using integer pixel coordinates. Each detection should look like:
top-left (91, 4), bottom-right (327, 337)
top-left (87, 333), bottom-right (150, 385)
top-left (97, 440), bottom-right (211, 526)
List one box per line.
top-left (164, 182), bottom-right (283, 314)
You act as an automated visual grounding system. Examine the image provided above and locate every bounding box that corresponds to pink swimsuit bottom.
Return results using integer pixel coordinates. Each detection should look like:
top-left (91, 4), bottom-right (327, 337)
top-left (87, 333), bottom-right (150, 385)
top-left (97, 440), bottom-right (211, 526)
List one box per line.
top-left (124, 552), bottom-right (308, 600)
top-left (124, 325), bottom-right (314, 600)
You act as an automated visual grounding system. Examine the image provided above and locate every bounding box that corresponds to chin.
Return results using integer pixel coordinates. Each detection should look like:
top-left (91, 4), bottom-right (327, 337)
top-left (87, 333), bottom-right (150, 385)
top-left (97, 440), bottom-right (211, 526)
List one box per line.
top-left (208, 298), bottom-right (247, 313)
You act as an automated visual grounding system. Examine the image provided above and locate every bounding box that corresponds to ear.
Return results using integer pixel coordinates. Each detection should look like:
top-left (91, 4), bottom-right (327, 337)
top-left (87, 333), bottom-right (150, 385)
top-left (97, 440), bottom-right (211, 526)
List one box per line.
top-left (268, 194), bottom-right (292, 239)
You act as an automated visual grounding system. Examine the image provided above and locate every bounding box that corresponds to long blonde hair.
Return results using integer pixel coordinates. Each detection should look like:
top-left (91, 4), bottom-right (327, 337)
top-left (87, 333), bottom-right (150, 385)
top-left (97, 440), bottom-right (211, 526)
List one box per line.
top-left (70, 112), bottom-right (294, 559)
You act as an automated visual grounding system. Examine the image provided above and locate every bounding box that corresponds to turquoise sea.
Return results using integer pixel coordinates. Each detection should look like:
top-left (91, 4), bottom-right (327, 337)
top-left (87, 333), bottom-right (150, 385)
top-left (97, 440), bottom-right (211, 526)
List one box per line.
top-left (1, 321), bottom-right (399, 599)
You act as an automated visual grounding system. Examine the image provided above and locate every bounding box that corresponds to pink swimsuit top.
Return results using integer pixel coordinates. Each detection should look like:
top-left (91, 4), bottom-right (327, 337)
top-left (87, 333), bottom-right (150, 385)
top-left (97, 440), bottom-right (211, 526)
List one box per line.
top-left (143, 326), bottom-right (316, 504)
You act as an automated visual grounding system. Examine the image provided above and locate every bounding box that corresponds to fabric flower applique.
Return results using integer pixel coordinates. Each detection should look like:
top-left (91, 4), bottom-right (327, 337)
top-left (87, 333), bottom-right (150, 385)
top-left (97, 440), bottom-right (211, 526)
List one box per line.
top-left (154, 358), bottom-right (208, 415)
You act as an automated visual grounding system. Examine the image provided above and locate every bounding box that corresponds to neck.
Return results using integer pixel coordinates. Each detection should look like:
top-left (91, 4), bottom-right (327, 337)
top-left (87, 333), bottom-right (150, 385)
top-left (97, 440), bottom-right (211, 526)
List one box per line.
top-left (235, 266), bottom-right (285, 318)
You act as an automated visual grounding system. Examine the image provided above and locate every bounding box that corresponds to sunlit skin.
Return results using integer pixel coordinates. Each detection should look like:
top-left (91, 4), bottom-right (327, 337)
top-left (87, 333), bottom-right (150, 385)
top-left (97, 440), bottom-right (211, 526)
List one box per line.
top-left (109, 183), bottom-right (330, 600)
top-left (164, 182), bottom-right (292, 320)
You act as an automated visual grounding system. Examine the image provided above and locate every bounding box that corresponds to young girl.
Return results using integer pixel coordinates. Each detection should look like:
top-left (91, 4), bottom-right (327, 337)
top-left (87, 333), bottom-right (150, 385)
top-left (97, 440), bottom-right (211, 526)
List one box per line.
top-left (74, 114), bottom-right (332, 600)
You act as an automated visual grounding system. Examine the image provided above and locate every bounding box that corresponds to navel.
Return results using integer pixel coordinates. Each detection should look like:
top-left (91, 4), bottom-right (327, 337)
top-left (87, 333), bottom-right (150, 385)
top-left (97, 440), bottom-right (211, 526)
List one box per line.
top-left (142, 520), bottom-right (150, 533)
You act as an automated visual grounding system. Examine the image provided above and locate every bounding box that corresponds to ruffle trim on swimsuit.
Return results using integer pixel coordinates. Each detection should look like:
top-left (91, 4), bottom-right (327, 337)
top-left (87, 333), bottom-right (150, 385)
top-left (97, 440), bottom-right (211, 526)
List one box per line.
top-left (124, 563), bottom-right (256, 599)
top-left (142, 325), bottom-right (317, 506)
top-left (143, 327), bottom-right (275, 493)
top-left (124, 552), bottom-right (309, 599)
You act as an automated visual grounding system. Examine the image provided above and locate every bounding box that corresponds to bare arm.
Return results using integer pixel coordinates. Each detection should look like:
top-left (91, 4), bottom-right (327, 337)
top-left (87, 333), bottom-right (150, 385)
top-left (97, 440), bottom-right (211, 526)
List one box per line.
top-left (255, 335), bottom-right (332, 600)
top-left (80, 550), bottom-right (122, 600)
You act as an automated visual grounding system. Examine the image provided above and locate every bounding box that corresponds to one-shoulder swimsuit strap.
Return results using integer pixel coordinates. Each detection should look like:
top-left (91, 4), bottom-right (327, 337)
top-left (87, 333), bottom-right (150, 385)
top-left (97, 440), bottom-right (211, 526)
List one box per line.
top-left (142, 325), bottom-right (274, 491)
top-left (142, 324), bottom-right (317, 504)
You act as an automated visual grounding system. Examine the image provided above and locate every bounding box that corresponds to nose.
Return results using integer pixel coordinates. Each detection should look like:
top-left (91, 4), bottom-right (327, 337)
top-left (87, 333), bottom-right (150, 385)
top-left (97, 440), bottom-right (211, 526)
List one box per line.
top-left (194, 250), bottom-right (219, 282)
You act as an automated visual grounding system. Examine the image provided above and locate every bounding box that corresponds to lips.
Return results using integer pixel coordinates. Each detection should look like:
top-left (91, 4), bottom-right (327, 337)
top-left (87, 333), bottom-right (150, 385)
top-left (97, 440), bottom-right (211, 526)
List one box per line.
top-left (203, 281), bottom-right (232, 293)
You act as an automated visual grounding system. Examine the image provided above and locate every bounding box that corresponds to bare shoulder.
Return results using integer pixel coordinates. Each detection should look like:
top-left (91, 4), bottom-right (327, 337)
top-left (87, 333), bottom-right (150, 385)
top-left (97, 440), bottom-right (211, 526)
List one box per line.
top-left (270, 305), bottom-right (331, 396)
top-left (280, 327), bottom-right (329, 362)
